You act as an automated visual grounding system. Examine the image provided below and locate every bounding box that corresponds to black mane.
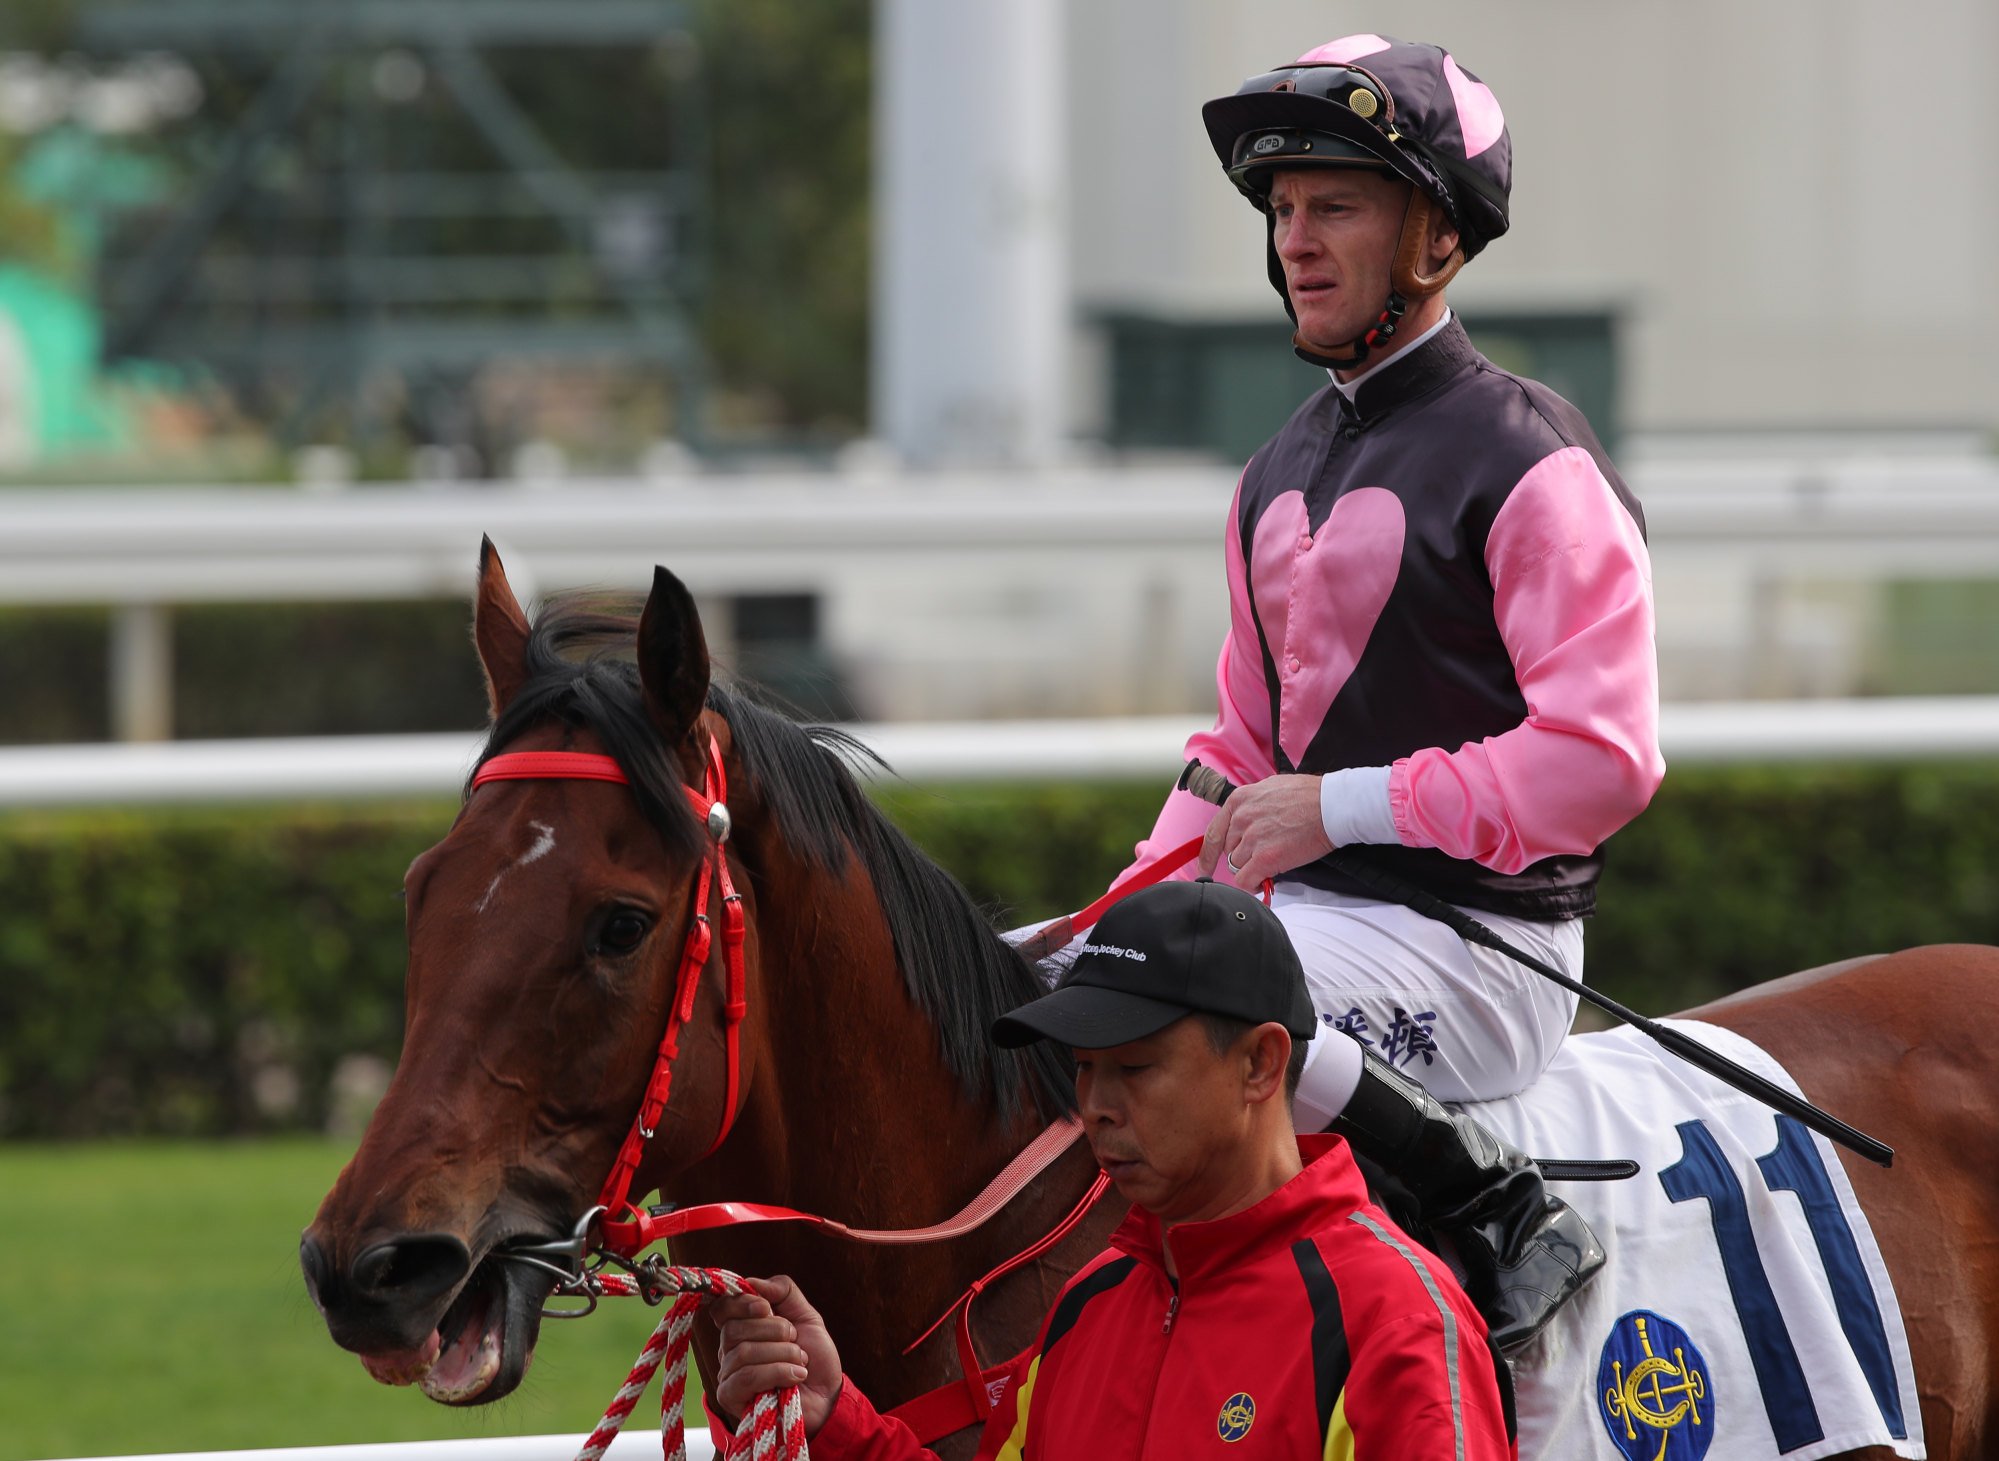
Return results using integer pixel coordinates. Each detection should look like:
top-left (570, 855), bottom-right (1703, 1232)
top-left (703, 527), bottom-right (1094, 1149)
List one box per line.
top-left (473, 595), bottom-right (1075, 1123)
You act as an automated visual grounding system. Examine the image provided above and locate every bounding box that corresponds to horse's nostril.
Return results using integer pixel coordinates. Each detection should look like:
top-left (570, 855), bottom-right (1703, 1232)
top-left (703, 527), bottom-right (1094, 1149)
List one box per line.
top-left (349, 1235), bottom-right (472, 1307)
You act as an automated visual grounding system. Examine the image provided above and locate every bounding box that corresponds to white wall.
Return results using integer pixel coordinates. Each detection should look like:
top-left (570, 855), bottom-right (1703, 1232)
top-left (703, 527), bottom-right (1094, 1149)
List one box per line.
top-left (1065, 0), bottom-right (1999, 436)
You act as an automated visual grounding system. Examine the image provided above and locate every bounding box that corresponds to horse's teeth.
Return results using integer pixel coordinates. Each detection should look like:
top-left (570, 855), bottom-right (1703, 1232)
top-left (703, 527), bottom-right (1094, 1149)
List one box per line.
top-left (418, 1324), bottom-right (501, 1403)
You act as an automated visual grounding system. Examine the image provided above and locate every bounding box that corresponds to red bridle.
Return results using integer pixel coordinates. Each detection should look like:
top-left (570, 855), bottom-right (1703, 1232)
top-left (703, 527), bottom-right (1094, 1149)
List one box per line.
top-left (469, 740), bottom-right (747, 1248)
top-left (471, 736), bottom-right (1116, 1443)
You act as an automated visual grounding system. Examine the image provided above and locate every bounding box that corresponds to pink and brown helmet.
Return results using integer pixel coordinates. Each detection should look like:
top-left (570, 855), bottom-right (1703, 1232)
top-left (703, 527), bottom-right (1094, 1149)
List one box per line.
top-left (1201, 34), bottom-right (1511, 259)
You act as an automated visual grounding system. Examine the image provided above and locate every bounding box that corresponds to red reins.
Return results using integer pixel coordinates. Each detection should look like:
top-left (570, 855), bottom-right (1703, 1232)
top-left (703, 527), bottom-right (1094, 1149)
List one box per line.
top-left (471, 740), bottom-right (747, 1235)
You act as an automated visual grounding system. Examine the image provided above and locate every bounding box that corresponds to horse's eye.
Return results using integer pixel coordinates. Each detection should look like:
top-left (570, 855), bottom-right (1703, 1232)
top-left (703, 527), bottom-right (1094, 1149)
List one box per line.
top-left (598, 910), bottom-right (652, 956)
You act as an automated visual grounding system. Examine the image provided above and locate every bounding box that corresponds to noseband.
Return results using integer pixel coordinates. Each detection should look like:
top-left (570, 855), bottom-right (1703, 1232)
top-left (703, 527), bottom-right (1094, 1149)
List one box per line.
top-left (469, 738), bottom-right (746, 1247)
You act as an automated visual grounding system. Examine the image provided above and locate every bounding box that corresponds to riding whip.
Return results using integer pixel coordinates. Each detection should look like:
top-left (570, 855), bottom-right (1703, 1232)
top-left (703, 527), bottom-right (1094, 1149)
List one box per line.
top-left (1178, 760), bottom-right (1895, 1169)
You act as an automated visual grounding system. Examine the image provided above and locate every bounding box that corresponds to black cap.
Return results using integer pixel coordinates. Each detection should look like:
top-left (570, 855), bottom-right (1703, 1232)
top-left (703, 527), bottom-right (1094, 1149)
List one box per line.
top-left (993, 879), bottom-right (1316, 1049)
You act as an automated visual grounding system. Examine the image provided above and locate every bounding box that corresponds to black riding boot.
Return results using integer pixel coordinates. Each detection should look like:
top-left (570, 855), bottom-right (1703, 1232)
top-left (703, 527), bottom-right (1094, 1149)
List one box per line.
top-left (1329, 1048), bottom-right (1605, 1352)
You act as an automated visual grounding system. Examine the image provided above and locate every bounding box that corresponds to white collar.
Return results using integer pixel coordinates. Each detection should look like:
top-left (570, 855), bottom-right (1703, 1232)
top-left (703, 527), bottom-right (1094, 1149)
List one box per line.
top-left (1329, 308), bottom-right (1454, 398)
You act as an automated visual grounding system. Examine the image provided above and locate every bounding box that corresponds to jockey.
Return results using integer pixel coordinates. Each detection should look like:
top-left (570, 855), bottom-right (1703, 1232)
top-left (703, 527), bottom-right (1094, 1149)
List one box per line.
top-left (1123, 35), bottom-right (1665, 1350)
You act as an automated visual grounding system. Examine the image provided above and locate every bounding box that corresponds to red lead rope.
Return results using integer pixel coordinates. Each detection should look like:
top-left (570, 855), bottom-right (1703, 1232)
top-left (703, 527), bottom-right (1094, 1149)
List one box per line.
top-left (565, 1266), bottom-right (803, 1461)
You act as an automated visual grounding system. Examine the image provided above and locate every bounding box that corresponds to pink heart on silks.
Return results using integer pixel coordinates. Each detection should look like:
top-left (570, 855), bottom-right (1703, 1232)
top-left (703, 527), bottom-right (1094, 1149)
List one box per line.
top-left (1248, 486), bottom-right (1406, 766)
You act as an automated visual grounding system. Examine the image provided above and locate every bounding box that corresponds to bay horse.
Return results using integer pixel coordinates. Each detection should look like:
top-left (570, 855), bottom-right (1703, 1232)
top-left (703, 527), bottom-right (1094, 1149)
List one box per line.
top-left (303, 544), bottom-right (1999, 1459)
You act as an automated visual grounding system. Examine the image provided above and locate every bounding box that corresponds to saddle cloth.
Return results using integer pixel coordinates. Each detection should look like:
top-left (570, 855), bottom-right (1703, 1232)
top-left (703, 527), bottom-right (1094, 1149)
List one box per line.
top-left (1463, 1018), bottom-right (1925, 1461)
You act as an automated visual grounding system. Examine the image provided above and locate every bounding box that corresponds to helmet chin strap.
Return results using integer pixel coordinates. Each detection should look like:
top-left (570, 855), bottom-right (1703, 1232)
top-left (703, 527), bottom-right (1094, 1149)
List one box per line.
top-left (1292, 190), bottom-right (1467, 373)
top-left (1293, 295), bottom-right (1405, 371)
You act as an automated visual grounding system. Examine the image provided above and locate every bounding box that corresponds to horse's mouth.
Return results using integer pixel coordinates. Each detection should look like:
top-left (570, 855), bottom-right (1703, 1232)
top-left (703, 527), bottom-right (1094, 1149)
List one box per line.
top-left (356, 1257), bottom-right (543, 1406)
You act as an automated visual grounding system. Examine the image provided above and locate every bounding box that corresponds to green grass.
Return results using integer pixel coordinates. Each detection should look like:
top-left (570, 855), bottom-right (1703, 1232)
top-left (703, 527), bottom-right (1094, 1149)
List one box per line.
top-left (0, 1139), bottom-right (700, 1459)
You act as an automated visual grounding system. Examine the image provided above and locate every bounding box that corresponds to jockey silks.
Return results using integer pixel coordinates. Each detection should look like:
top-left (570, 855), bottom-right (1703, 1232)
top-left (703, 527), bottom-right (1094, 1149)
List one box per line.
top-left (1132, 317), bottom-right (1663, 920)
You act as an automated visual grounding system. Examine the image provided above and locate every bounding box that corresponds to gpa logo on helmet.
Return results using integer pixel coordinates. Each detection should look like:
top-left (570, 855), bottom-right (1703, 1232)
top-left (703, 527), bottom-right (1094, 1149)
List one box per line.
top-left (1251, 132), bottom-right (1286, 154)
top-left (1217, 1392), bottom-right (1255, 1443)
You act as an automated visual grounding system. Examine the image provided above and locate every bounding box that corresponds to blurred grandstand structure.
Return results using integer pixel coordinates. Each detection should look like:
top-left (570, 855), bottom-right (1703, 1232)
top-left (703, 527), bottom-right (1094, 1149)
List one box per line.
top-left (0, 1), bottom-right (1989, 469)
top-left (77, 0), bottom-right (706, 453)
top-left (0, 0), bottom-right (708, 468)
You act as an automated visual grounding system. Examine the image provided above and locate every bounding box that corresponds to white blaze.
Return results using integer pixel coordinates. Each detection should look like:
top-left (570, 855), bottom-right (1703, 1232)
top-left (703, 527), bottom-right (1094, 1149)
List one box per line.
top-left (475, 822), bottom-right (560, 911)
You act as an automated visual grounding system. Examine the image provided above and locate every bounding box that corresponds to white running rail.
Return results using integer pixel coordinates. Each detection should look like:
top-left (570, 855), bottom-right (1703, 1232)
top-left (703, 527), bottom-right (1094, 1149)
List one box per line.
top-left (2, 698), bottom-right (1998, 809)
top-left (5, 460), bottom-right (1999, 606)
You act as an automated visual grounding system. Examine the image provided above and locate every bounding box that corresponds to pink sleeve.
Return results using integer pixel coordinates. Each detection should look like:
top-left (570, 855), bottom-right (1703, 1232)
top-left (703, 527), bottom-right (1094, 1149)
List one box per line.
top-left (1389, 447), bottom-right (1663, 874)
top-left (1118, 469), bottom-right (1276, 891)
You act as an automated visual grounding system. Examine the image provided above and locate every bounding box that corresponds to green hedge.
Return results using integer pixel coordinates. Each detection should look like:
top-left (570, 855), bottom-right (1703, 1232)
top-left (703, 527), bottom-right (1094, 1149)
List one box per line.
top-left (0, 804), bottom-right (437, 1138)
top-left (4, 763), bottom-right (1997, 1139)
top-left (876, 765), bottom-right (1999, 1014)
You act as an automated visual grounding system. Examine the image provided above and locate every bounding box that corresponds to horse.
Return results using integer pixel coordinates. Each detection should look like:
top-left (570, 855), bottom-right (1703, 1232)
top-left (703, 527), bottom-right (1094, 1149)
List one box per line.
top-left (302, 544), bottom-right (1999, 1459)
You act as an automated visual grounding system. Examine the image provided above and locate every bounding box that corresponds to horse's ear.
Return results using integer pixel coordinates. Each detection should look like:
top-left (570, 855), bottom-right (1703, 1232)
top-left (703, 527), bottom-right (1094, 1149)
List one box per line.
top-left (474, 535), bottom-right (532, 718)
top-left (637, 564), bottom-right (711, 743)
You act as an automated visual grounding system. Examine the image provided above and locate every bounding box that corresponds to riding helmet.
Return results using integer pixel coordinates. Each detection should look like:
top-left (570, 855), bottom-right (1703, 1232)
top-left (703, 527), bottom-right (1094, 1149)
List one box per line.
top-left (1201, 35), bottom-right (1513, 365)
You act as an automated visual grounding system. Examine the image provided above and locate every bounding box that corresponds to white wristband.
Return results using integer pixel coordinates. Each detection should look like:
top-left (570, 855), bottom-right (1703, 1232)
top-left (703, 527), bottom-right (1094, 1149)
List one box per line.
top-left (1319, 766), bottom-right (1399, 847)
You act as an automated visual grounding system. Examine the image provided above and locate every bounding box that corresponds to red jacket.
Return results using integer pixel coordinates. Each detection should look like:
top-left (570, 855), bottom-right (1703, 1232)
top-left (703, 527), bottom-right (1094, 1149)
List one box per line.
top-left (810, 1134), bottom-right (1516, 1460)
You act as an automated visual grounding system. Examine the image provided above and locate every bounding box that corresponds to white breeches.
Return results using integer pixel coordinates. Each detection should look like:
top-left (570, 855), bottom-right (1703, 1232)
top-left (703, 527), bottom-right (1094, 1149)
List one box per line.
top-left (1273, 881), bottom-right (1581, 1124)
top-left (1013, 879), bottom-right (1581, 1122)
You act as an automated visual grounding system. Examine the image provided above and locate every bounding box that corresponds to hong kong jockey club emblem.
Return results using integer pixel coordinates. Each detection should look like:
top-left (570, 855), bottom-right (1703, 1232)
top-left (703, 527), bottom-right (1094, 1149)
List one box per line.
top-left (1217, 1392), bottom-right (1255, 1442)
top-left (1597, 1310), bottom-right (1714, 1461)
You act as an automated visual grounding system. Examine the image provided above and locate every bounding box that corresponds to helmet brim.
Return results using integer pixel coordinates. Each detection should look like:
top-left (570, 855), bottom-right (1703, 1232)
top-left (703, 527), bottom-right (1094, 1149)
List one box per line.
top-left (1201, 89), bottom-right (1433, 203)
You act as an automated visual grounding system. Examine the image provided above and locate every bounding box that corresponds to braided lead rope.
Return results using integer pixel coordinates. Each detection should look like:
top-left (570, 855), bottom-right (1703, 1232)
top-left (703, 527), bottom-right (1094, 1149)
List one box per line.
top-left (569, 1266), bottom-right (807, 1461)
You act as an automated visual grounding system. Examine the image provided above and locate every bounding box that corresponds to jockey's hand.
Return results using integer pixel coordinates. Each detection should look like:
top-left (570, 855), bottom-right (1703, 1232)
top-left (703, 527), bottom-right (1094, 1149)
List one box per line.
top-left (709, 1274), bottom-right (844, 1438)
top-left (1198, 773), bottom-right (1333, 889)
